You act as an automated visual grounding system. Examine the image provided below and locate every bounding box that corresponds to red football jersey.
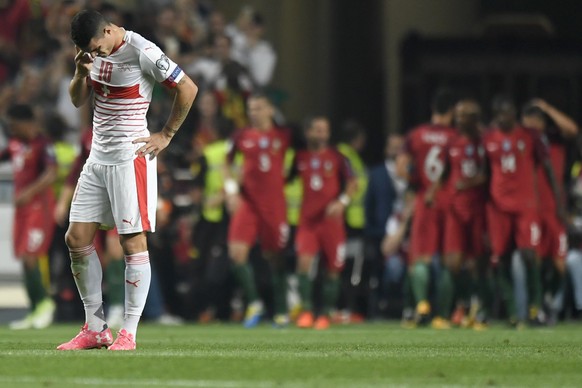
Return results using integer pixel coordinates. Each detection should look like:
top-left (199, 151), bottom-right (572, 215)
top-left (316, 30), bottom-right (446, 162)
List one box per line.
top-left (444, 134), bottom-right (487, 215)
top-left (228, 126), bottom-right (290, 207)
top-left (405, 123), bottom-right (457, 194)
top-left (0, 135), bottom-right (56, 203)
top-left (484, 126), bottom-right (547, 213)
top-left (295, 147), bottom-right (353, 223)
top-left (537, 139), bottom-right (566, 215)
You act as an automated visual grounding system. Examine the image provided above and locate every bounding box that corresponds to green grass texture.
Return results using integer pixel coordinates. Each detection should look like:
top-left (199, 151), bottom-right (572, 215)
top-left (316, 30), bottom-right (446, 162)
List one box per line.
top-left (1, 322), bottom-right (581, 387)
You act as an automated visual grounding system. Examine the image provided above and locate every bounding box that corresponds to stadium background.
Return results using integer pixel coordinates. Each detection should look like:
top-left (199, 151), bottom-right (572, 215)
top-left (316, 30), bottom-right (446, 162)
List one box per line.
top-left (2, 0), bottom-right (582, 323)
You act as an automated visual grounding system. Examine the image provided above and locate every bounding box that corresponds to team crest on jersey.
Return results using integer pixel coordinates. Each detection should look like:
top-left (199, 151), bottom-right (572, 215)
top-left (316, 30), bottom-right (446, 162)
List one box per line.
top-left (259, 137), bottom-right (269, 149)
top-left (465, 144), bottom-right (474, 156)
top-left (502, 139), bottom-right (512, 151)
top-left (156, 55), bottom-right (170, 73)
top-left (517, 140), bottom-right (525, 152)
top-left (324, 160), bottom-right (333, 171)
top-left (273, 138), bottom-right (281, 151)
top-left (311, 157), bottom-right (321, 169)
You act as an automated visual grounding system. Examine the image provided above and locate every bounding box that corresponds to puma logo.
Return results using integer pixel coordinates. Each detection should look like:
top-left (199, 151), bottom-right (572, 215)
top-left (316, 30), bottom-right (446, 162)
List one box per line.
top-left (73, 272), bottom-right (81, 280)
top-left (126, 279), bottom-right (140, 288)
top-left (122, 218), bottom-right (134, 226)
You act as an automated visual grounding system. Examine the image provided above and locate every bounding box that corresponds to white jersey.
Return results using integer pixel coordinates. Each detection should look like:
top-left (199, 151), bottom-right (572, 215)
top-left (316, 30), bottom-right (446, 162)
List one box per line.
top-left (88, 30), bottom-right (184, 165)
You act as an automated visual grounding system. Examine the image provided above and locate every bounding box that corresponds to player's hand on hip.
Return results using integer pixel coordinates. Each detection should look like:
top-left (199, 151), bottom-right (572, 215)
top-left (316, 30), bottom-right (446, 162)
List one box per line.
top-left (326, 200), bottom-right (345, 218)
top-left (133, 132), bottom-right (171, 160)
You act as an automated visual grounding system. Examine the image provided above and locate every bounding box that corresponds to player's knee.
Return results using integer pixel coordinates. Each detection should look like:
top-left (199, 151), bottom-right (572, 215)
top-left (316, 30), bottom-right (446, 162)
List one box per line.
top-left (228, 242), bottom-right (250, 265)
top-left (65, 229), bottom-right (86, 249)
top-left (119, 233), bottom-right (147, 254)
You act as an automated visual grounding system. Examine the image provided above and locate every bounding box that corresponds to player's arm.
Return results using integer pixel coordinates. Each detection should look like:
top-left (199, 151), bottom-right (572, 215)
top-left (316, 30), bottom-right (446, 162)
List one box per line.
top-left (134, 75), bottom-right (198, 160)
top-left (533, 130), bottom-right (567, 223)
top-left (381, 192), bottom-right (414, 257)
top-left (425, 154), bottom-right (450, 206)
top-left (15, 161), bottom-right (57, 207)
top-left (532, 99), bottom-right (578, 138)
top-left (223, 135), bottom-right (243, 214)
top-left (326, 154), bottom-right (358, 217)
top-left (69, 47), bottom-right (93, 108)
top-left (161, 75), bottom-right (198, 140)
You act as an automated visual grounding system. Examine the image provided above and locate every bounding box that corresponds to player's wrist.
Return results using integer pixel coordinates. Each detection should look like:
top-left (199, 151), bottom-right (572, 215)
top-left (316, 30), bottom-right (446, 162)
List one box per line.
top-left (338, 193), bottom-right (351, 207)
top-left (224, 178), bottom-right (240, 195)
top-left (162, 126), bottom-right (177, 139)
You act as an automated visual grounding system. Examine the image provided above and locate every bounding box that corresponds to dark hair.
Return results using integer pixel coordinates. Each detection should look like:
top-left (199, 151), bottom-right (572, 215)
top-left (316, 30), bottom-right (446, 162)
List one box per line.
top-left (70, 9), bottom-right (108, 49)
top-left (251, 11), bottom-right (265, 27)
top-left (522, 102), bottom-right (545, 118)
top-left (431, 88), bottom-right (457, 115)
top-left (247, 92), bottom-right (272, 104)
top-left (491, 94), bottom-right (516, 115)
top-left (7, 104), bottom-right (34, 121)
top-left (45, 112), bottom-right (69, 141)
top-left (340, 119), bottom-right (366, 143)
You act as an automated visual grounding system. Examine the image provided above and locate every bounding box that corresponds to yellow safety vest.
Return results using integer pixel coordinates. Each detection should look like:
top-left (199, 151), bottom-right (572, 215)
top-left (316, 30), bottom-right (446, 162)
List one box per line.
top-left (284, 149), bottom-right (303, 227)
top-left (337, 143), bottom-right (367, 229)
top-left (53, 141), bottom-right (78, 198)
top-left (202, 140), bottom-right (229, 222)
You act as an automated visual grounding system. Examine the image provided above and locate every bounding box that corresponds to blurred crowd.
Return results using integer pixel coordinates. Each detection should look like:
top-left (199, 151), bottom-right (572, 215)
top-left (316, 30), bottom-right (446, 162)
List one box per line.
top-left (2, 0), bottom-right (582, 330)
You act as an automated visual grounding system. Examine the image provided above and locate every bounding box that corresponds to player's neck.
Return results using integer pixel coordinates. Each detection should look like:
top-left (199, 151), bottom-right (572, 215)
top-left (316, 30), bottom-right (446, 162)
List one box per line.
top-left (256, 123), bottom-right (272, 131)
top-left (308, 144), bottom-right (327, 152)
top-left (431, 113), bottom-right (452, 127)
top-left (111, 25), bottom-right (126, 48)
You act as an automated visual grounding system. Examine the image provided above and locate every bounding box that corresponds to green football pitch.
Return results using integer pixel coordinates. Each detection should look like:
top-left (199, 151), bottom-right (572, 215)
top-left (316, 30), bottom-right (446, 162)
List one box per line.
top-left (1, 322), bottom-right (581, 387)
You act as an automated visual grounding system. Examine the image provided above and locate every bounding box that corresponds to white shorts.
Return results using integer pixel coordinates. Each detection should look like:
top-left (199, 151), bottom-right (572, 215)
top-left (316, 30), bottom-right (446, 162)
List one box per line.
top-left (69, 156), bottom-right (157, 234)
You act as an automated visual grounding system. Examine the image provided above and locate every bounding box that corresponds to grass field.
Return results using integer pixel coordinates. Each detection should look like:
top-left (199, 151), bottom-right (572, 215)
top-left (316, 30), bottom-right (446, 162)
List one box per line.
top-left (1, 322), bottom-right (582, 387)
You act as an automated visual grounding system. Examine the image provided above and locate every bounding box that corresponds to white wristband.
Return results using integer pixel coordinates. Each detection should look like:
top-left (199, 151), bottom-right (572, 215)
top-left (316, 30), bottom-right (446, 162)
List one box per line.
top-left (338, 193), bottom-right (350, 206)
top-left (224, 178), bottom-right (239, 195)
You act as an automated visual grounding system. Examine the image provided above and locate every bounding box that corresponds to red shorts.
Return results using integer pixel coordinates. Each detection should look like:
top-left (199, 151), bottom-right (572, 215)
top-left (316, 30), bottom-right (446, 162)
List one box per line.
top-left (410, 196), bottom-right (446, 260)
top-left (295, 216), bottom-right (346, 272)
top-left (13, 200), bottom-right (55, 258)
top-left (444, 207), bottom-right (486, 258)
top-left (486, 202), bottom-right (540, 255)
top-left (539, 212), bottom-right (567, 261)
top-left (228, 198), bottom-right (288, 253)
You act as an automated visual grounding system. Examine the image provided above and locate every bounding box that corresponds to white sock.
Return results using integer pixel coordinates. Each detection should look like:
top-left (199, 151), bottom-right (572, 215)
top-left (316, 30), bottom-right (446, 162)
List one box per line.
top-left (123, 251), bottom-right (151, 338)
top-left (69, 244), bottom-right (107, 332)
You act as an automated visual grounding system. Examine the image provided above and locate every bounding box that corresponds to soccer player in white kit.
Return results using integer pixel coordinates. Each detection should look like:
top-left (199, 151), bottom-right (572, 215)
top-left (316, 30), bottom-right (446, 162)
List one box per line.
top-left (57, 9), bottom-right (197, 350)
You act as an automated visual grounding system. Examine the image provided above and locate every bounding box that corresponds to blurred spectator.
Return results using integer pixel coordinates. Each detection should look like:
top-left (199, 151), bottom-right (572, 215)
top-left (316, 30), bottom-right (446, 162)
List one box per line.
top-left (0, 0), bottom-right (32, 85)
top-left (364, 134), bottom-right (405, 317)
top-left (186, 34), bottom-right (253, 129)
top-left (230, 10), bottom-right (277, 88)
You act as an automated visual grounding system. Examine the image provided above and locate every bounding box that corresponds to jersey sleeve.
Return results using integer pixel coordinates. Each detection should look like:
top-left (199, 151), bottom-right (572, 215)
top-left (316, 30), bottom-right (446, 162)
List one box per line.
top-left (139, 43), bottom-right (185, 88)
top-left (337, 149), bottom-right (354, 182)
top-left (226, 129), bottom-right (243, 164)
